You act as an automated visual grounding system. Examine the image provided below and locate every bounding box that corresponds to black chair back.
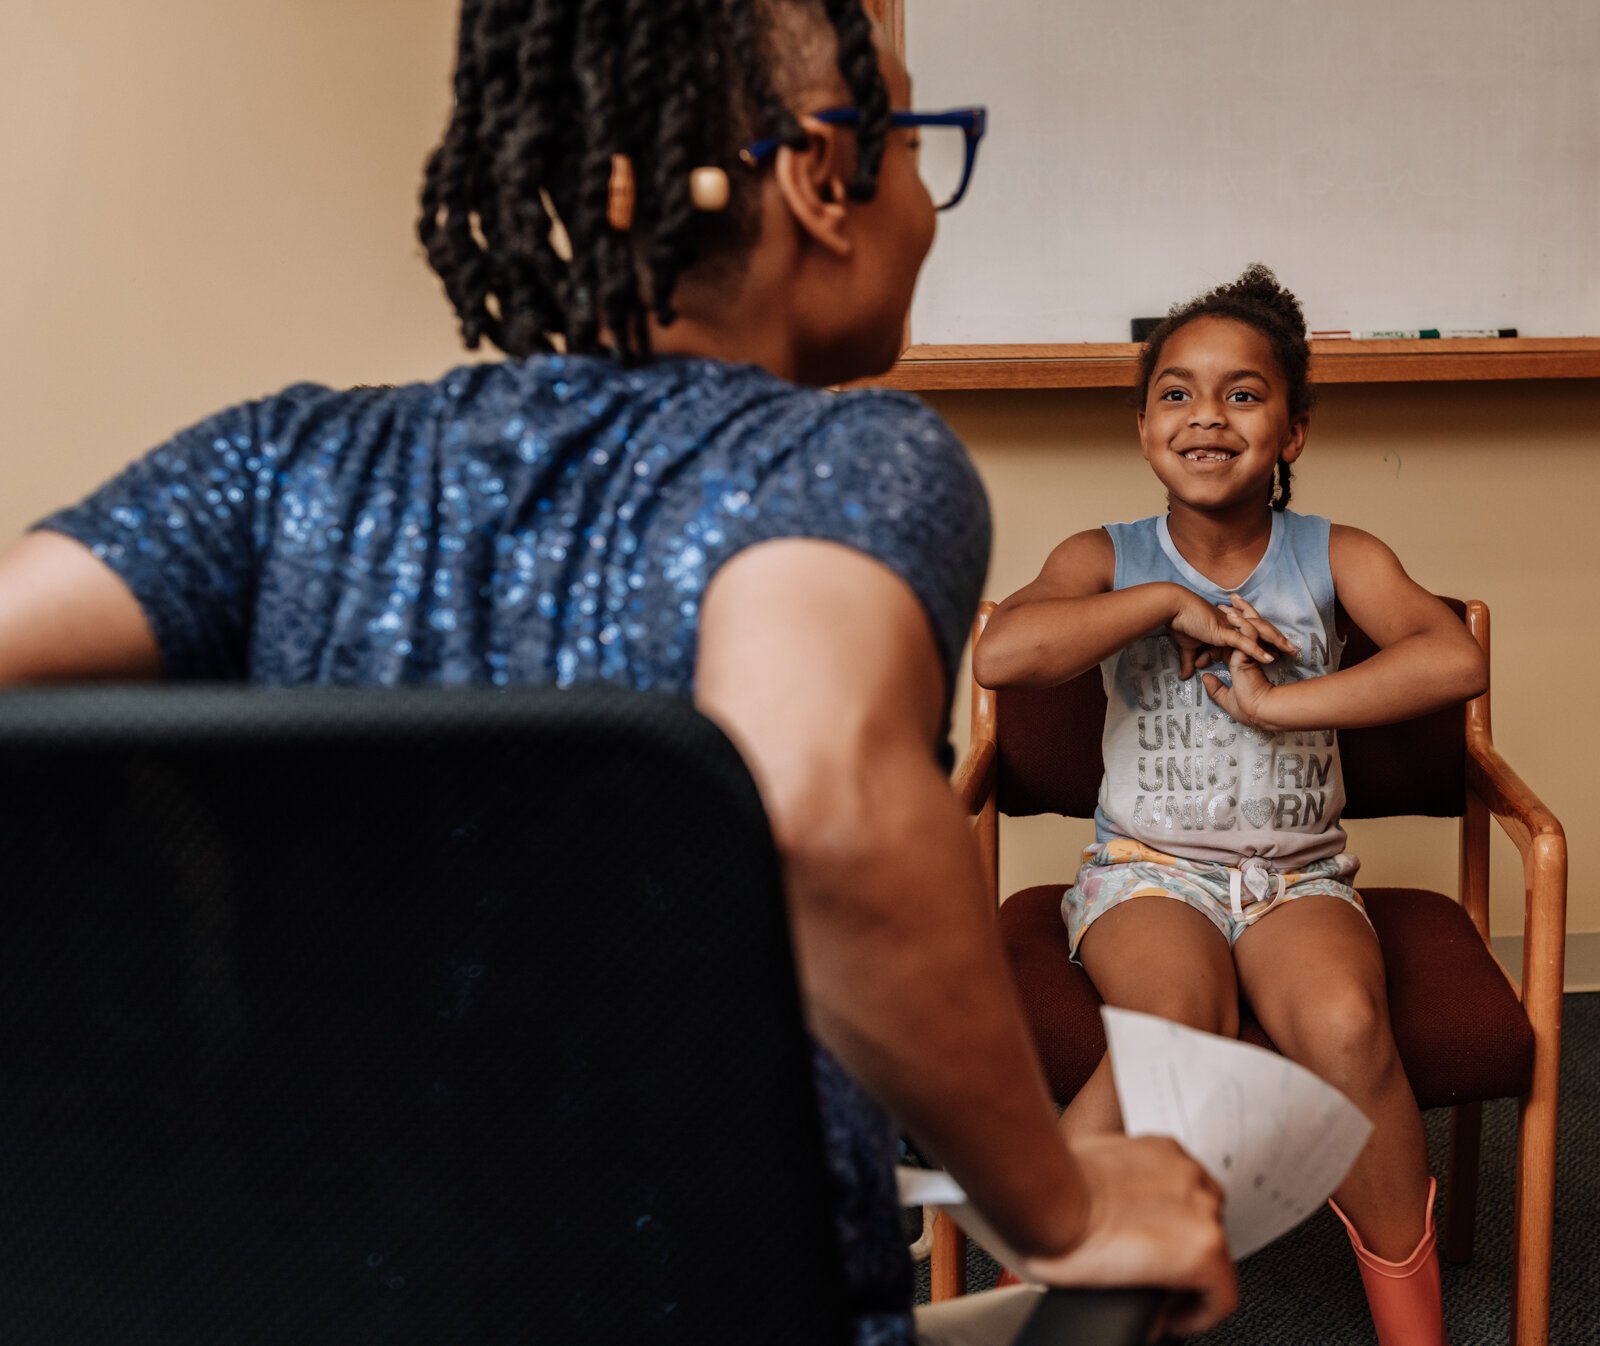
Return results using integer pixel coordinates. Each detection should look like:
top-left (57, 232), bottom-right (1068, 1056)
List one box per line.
top-left (0, 685), bottom-right (847, 1344)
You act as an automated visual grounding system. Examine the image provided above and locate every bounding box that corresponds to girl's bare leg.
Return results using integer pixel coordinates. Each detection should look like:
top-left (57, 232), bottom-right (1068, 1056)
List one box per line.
top-left (1233, 895), bottom-right (1429, 1258)
top-left (1062, 896), bottom-right (1238, 1141)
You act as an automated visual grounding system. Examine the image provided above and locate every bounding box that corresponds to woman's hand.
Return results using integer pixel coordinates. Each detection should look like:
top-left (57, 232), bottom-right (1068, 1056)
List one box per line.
top-left (1015, 1133), bottom-right (1237, 1337)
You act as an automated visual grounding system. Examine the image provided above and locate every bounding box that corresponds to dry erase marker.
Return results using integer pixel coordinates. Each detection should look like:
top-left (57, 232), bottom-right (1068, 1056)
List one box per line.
top-left (1311, 328), bottom-right (1518, 340)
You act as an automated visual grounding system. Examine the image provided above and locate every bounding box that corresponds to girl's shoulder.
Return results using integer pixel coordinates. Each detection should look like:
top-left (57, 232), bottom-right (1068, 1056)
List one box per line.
top-left (1326, 520), bottom-right (1408, 583)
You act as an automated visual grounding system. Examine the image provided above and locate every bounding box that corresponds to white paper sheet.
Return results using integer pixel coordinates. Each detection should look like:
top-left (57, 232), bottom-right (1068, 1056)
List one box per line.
top-left (896, 1166), bottom-right (1031, 1280)
top-left (897, 1007), bottom-right (1372, 1267)
top-left (1100, 1006), bottom-right (1373, 1258)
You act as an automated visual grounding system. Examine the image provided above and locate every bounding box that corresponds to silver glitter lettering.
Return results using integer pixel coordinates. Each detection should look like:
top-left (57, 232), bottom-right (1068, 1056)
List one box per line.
top-left (1163, 756), bottom-right (1195, 792)
top-left (1286, 728), bottom-right (1337, 748)
top-left (1166, 714), bottom-right (1195, 749)
top-left (1206, 794), bottom-right (1239, 829)
top-left (1205, 753), bottom-right (1238, 790)
top-left (1143, 796), bottom-right (1207, 830)
top-left (1126, 639), bottom-right (1164, 673)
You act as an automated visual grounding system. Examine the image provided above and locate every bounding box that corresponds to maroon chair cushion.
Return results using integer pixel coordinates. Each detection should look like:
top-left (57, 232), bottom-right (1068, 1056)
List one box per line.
top-left (997, 882), bottom-right (1534, 1112)
top-left (1361, 887), bottom-right (1534, 1106)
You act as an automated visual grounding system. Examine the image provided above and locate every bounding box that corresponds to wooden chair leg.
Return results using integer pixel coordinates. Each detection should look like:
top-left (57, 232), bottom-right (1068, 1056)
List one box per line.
top-left (1510, 1087), bottom-right (1558, 1346)
top-left (929, 1207), bottom-right (967, 1302)
top-left (1441, 1101), bottom-right (1482, 1263)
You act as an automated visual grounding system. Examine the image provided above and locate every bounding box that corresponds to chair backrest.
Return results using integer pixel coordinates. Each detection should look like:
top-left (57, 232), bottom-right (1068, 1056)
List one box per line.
top-left (991, 598), bottom-right (1470, 821)
top-left (0, 685), bottom-right (848, 1345)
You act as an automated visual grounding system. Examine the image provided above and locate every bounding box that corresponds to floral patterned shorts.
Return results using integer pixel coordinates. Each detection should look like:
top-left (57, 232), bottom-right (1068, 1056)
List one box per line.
top-left (1061, 837), bottom-right (1364, 961)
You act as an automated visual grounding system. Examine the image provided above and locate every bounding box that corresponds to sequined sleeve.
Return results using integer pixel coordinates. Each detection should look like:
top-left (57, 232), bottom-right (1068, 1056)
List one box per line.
top-left (33, 392), bottom-right (315, 679)
top-left (728, 390), bottom-right (991, 686)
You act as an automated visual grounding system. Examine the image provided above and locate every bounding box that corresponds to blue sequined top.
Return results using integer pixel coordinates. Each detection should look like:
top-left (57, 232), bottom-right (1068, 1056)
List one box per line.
top-left (39, 352), bottom-right (991, 1346)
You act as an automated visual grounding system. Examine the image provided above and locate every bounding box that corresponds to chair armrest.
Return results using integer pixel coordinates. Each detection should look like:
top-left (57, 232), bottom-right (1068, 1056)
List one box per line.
top-left (952, 738), bottom-right (997, 817)
top-left (1466, 737), bottom-right (1564, 864)
top-left (1466, 735), bottom-right (1567, 1006)
top-left (1466, 737), bottom-right (1567, 928)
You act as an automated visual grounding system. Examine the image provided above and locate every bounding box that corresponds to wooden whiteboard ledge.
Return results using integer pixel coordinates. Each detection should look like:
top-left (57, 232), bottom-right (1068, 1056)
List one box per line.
top-left (854, 338), bottom-right (1600, 392)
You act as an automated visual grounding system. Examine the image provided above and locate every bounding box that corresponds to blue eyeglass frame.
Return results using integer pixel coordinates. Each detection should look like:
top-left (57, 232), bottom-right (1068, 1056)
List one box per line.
top-left (739, 105), bottom-right (988, 211)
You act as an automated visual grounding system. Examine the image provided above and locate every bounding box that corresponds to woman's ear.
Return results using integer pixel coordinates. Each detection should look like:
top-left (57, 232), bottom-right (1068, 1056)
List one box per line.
top-left (772, 118), bottom-right (853, 257)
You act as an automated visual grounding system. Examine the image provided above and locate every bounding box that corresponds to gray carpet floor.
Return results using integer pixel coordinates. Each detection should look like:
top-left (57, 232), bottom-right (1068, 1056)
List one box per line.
top-left (917, 991), bottom-right (1598, 1344)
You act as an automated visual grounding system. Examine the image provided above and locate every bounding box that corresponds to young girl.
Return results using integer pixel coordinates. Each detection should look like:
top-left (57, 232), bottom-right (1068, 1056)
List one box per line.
top-left (974, 264), bottom-right (1487, 1346)
top-left (0, 3), bottom-right (1235, 1342)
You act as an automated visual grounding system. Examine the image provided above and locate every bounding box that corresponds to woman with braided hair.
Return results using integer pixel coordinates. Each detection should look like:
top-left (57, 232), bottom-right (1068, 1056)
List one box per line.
top-left (0, 3), bottom-right (1234, 1339)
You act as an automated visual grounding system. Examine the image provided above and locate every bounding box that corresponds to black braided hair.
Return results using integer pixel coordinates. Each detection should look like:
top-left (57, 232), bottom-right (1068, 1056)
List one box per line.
top-left (1135, 264), bottom-right (1313, 511)
top-left (822, 0), bottom-right (889, 198)
top-left (419, 0), bottom-right (890, 364)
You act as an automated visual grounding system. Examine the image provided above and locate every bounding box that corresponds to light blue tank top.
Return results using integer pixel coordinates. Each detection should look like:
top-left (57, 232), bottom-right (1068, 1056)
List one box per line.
top-left (1094, 510), bottom-right (1348, 869)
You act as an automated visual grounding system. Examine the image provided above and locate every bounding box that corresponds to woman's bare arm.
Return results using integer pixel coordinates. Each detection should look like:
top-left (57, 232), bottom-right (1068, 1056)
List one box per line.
top-left (696, 538), bottom-right (1234, 1329)
top-left (0, 532), bottom-right (162, 685)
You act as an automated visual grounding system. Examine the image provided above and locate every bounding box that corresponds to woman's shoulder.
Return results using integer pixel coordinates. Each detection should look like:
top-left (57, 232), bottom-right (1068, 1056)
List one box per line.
top-left (798, 387), bottom-right (982, 496)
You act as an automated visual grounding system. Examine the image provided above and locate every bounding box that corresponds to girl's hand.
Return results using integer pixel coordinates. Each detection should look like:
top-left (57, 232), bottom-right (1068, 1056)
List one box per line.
top-left (1202, 595), bottom-right (1299, 726)
top-left (1168, 588), bottom-right (1286, 680)
top-left (1215, 593), bottom-right (1299, 662)
top-left (1203, 646), bottom-right (1280, 728)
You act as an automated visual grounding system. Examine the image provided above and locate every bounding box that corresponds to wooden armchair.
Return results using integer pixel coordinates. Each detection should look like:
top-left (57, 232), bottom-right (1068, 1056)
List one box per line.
top-left (940, 599), bottom-right (1566, 1346)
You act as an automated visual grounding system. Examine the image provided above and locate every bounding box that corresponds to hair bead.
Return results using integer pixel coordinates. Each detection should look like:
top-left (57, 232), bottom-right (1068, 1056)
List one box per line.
top-left (607, 153), bottom-right (637, 232)
top-left (688, 166), bottom-right (730, 212)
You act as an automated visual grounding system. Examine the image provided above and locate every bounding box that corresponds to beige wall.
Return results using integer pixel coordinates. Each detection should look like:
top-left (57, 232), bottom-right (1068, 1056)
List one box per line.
top-left (1, 1), bottom-right (466, 538)
top-left (5, 6), bottom-right (1594, 946)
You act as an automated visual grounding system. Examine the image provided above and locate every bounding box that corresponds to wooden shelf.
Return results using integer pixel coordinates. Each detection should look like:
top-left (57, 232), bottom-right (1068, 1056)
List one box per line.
top-left (856, 338), bottom-right (1600, 392)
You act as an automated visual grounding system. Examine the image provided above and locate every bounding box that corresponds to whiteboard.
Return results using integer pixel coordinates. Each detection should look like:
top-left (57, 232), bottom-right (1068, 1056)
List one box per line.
top-left (906, 0), bottom-right (1600, 345)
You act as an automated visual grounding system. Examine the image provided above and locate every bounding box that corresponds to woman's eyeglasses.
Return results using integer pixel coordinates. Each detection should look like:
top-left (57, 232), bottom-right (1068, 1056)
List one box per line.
top-left (740, 106), bottom-right (988, 212)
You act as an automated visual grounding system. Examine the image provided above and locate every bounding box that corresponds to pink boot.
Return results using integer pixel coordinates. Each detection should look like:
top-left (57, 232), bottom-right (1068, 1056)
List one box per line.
top-left (1329, 1177), bottom-right (1449, 1346)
